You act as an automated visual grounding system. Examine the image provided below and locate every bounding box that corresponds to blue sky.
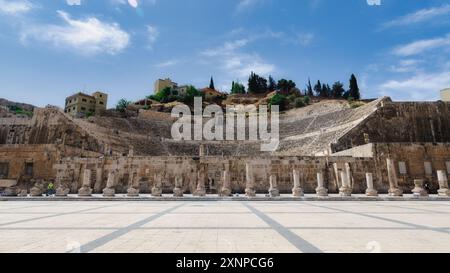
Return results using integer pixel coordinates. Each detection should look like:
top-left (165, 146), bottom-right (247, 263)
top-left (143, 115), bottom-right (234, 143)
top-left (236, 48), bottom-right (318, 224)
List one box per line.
top-left (0, 0), bottom-right (449, 107)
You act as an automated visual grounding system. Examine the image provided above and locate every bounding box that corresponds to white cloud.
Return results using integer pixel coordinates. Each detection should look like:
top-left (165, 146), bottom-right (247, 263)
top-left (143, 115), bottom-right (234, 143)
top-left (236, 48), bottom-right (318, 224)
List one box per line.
top-left (392, 34), bottom-right (450, 56)
top-left (201, 39), bottom-right (249, 57)
top-left (382, 4), bottom-right (450, 29)
top-left (21, 11), bottom-right (130, 55)
top-left (379, 71), bottom-right (450, 101)
top-left (66, 0), bottom-right (81, 6)
top-left (0, 0), bottom-right (32, 15)
top-left (155, 59), bottom-right (180, 68)
top-left (389, 59), bottom-right (421, 73)
top-left (146, 25), bottom-right (159, 49)
top-left (236, 0), bottom-right (263, 13)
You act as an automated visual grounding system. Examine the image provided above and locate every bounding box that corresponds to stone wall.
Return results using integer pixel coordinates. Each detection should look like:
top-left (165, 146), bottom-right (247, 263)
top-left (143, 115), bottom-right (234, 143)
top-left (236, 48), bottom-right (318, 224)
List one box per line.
top-left (332, 101), bottom-right (450, 152)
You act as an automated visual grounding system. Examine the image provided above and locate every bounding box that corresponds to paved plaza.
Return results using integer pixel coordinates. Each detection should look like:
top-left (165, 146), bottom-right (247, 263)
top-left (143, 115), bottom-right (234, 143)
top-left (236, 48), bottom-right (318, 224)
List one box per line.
top-left (0, 200), bottom-right (449, 253)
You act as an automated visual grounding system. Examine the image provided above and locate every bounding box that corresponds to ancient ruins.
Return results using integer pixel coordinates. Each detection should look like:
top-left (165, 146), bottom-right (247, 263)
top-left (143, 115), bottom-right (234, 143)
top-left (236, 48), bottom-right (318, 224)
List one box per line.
top-left (0, 97), bottom-right (449, 198)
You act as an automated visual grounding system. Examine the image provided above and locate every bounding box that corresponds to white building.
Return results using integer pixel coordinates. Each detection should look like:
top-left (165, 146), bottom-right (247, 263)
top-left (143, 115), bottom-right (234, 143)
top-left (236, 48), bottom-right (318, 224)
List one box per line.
top-left (441, 88), bottom-right (450, 102)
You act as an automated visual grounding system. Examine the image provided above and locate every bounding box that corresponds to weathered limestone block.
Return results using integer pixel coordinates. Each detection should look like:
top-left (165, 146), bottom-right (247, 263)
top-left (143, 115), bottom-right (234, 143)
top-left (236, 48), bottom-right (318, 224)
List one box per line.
top-left (194, 168), bottom-right (206, 197)
top-left (3, 187), bottom-right (17, 196)
top-left (152, 173), bottom-right (163, 197)
top-left (30, 182), bottom-right (44, 197)
top-left (339, 171), bottom-right (352, 197)
top-left (437, 170), bottom-right (450, 196)
top-left (315, 172), bottom-right (328, 197)
top-left (127, 172), bottom-right (140, 197)
top-left (56, 185), bottom-right (70, 197)
top-left (387, 158), bottom-right (403, 196)
top-left (173, 176), bottom-right (184, 197)
top-left (245, 163), bottom-right (256, 197)
top-left (18, 189), bottom-right (28, 197)
top-left (103, 171), bottom-right (116, 197)
top-left (412, 179), bottom-right (428, 197)
top-left (292, 169), bottom-right (304, 197)
top-left (78, 169), bottom-right (93, 197)
top-left (220, 170), bottom-right (232, 197)
top-left (269, 174), bottom-right (280, 197)
top-left (365, 173), bottom-right (378, 197)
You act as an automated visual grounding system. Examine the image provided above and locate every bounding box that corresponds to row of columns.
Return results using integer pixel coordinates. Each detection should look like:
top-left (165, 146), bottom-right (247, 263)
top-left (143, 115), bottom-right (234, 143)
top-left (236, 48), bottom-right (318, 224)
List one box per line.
top-left (59, 161), bottom-right (450, 198)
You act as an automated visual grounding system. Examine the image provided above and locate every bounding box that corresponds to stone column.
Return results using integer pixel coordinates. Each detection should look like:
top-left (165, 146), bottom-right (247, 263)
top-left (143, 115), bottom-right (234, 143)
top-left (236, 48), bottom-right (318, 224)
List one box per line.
top-left (387, 158), bottom-right (403, 196)
top-left (365, 173), bottom-right (378, 196)
top-left (344, 163), bottom-right (352, 188)
top-left (194, 166), bottom-right (206, 196)
top-left (173, 176), bottom-right (184, 197)
top-left (339, 171), bottom-right (352, 196)
top-left (315, 172), bottom-right (328, 197)
top-left (152, 173), bottom-right (163, 197)
top-left (102, 171), bottom-right (116, 197)
top-left (78, 169), bottom-right (93, 197)
top-left (127, 172), bottom-right (140, 197)
top-left (220, 170), bottom-right (232, 197)
top-left (245, 163), bottom-right (256, 197)
top-left (437, 170), bottom-right (449, 196)
top-left (292, 169), bottom-right (304, 197)
top-left (412, 179), bottom-right (428, 197)
top-left (269, 174), bottom-right (280, 197)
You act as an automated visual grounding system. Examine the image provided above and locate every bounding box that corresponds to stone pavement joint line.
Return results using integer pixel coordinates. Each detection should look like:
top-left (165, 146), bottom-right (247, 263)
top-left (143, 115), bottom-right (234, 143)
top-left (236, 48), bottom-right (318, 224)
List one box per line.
top-left (303, 202), bottom-right (450, 236)
top-left (242, 203), bottom-right (322, 253)
top-left (0, 203), bottom-right (124, 227)
top-left (78, 203), bottom-right (185, 253)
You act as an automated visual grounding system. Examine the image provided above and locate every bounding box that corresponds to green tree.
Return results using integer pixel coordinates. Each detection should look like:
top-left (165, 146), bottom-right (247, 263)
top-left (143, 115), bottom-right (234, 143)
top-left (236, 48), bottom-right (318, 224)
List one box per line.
top-left (314, 80), bottom-right (322, 97)
top-left (277, 79), bottom-right (296, 94)
top-left (331, 81), bottom-right (345, 98)
top-left (306, 78), bottom-right (314, 97)
top-left (231, 81), bottom-right (246, 94)
top-left (268, 75), bottom-right (277, 91)
top-left (209, 76), bottom-right (215, 90)
top-left (116, 99), bottom-right (131, 112)
top-left (348, 74), bottom-right (361, 100)
top-left (248, 72), bottom-right (268, 94)
top-left (321, 83), bottom-right (329, 97)
top-left (269, 93), bottom-right (286, 111)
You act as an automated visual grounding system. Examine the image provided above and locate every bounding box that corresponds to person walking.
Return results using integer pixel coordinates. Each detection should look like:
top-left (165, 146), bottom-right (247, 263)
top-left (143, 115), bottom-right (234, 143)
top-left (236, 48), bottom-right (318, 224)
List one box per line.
top-left (47, 182), bottom-right (55, 196)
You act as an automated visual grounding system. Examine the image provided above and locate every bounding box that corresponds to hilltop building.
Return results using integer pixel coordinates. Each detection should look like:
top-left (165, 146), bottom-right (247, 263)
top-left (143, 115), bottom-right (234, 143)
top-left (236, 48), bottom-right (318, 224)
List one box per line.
top-left (441, 88), bottom-right (450, 102)
top-left (64, 91), bottom-right (108, 117)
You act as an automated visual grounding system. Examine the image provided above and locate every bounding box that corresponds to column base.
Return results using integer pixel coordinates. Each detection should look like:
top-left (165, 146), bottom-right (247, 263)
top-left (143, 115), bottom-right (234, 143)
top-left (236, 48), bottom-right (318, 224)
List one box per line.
top-left (127, 188), bottom-right (139, 197)
top-left (339, 186), bottom-right (352, 197)
top-left (438, 188), bottom-right (450, 197)
top-left (78, 186), bottom-right (92, 197)
top-left (245, 188), bottom-right (256, 197)
top-left (388, 187), bottom-right (403, 197)
top-left (316, 187), bottom-right (328, 197)
top-left (219, 188), bottom-right (232, 197)
top-left (292, 188), bottom-right (304, 197)
top-left (173, 188), bottom-right (184, 197)
top-left (56, 187), bottom-right (70, 197)
top-left (269, 188), bottom-right (280, 197)
top-left (151, 187), bottom-right (162, 197)
top-left (365, 189), bottom-right (378, 197)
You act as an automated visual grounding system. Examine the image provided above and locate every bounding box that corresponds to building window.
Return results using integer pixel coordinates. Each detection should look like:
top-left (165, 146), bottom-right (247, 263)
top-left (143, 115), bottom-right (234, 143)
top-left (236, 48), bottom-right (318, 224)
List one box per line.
top-left (0, 162), bottom-right (9, 178)
top-left (82, 98), bottom-right (87, 102)
top-left (72, 107), bottom-right (75, 110)
top-left (424, 162), bottom-right (433, 176)
top-left (100, 95), bottom-right (103, 97)
top-left (398, 161), bottom-right (407, 175)
top-left (99, 101), bottom-right (104, 105)
top-left (81, 107), bottom-right (86, 111)
top-left (25, 162), bottom-right (33, 176)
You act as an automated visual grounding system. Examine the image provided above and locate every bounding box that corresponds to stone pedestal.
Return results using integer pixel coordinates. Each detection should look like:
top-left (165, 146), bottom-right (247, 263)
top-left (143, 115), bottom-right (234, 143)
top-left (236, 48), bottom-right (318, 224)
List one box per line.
top-left (437, 170), bottom-right (450, 197)
top-left (219, 170), bottom-right (232, 197)
top-left (269, 174), bottom-right (280, 197)
top-left (292, 169), bottom-right (304, 197)
top-left (412, 179), bottom-right (428, 197)
top-left (102, 171), bottom-right (116, 197)
top-left (339, 171), bottom-right (352, 196)
top-left (56, 185), bottom-right (70, 197)
top-left (365, 173), bottom-right (378, 196)
top-left (78, 169), bottom-right (93, 197)
top-left (30, 184), bottom-right (43, 197)
top-left (151, 174), bottom-right (163, 197)
top-left (194, 168), bottom-right (206, 197)
top-left (315, 172), bottom-right (328, 197)
top-left (173, 176), bottom-right (184, 197)
top-left (387, 158), bottom-right (403, 196)
top-left (245, 163), bottom-right (256, 197)
top-left (127, 172), bottom-right (140, 197)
